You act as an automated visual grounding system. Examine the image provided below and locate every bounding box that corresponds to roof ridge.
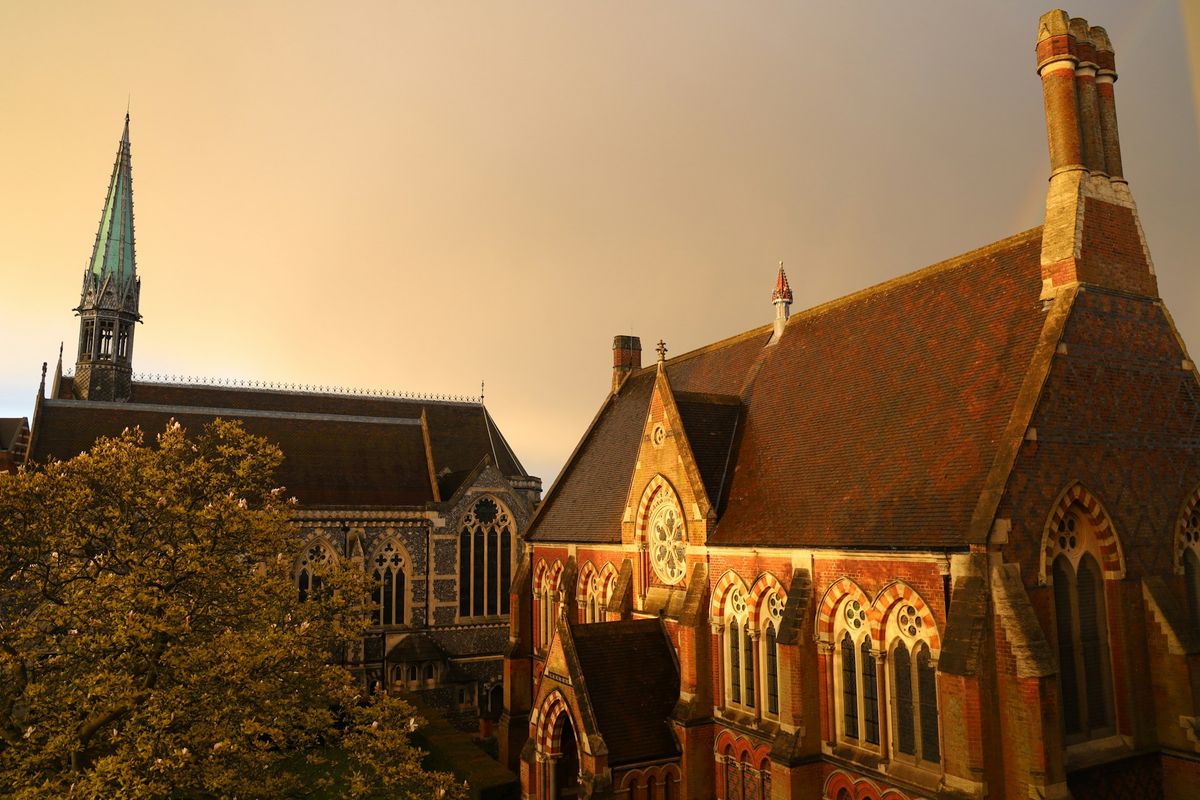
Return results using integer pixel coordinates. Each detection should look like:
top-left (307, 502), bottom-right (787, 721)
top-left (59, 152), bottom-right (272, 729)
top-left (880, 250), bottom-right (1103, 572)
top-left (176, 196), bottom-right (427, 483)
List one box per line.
top-left (62, 369), bottom-right (483, 406)
top-left (780, 227), bottom-right (1043, 330)
top-left (633, 227), bottom-right (1042, 375)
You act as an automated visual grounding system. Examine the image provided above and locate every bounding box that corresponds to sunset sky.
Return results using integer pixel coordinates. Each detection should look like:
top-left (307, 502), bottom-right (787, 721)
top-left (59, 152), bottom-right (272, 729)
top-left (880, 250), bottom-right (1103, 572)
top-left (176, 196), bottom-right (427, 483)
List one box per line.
top-left (2, 1), bottom-right (1197, 485)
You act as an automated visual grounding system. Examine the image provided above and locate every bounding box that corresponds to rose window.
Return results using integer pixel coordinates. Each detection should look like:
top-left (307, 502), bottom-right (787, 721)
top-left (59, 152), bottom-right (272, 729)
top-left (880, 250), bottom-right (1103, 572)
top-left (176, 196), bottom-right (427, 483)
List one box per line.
top-left (897, 604), bottom-right (924, 639)
top-left (844, 599), bottom-right (866, 630)
top-left (649, 499), bottom-right (687, 584)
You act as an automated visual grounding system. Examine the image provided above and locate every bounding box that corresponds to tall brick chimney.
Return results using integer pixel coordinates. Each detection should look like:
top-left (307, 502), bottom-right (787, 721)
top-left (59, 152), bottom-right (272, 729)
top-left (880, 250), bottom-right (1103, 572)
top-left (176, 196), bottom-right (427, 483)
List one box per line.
top-left (1036, 9), bottom-right (1157, 299)
top-left (612, 335), bottom-right (641, 393)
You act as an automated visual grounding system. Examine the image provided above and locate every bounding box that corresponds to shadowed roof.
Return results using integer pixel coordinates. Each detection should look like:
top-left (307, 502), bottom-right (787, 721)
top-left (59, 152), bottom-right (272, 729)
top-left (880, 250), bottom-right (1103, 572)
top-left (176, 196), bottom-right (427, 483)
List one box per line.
top-left (530, 227), bottom-right (1050, 548)
top-left (30, 380), bottom-right (527, 508)
top-left (570, 619), bottom-right (679, 766)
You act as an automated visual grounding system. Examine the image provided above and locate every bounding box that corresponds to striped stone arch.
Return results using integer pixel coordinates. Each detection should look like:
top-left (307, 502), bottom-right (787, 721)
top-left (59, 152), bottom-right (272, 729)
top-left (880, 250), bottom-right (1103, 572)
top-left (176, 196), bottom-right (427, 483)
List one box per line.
top-left (823, 771), bottom-right (911, 800)
top-left (598, 560), bottom-right (619, 592)
top-left (816, 576), bottom-right (872, 645)
top-left (547, 560), bottom-right (565, 593)
top-left (1174, 484), bottom-right (1200, 574)
top-left (1038, 482), bottom-right (1126, 584)
top-left (576, 559), bottom-right (599, 602)
top-left (634, 474), bottom-right (683, 544)
top-left (534, 558), bottom-right (549, 590)
top-left (873, 580), bottom-right (941, 654)
top-left (710, 570), bottom-right (751, 626)
top-left (712, 729), bottom-right (771, 763)
top-left (533, 690), bottom-right (575, 756)
top-left (747, 571), bottom-right (788, 627)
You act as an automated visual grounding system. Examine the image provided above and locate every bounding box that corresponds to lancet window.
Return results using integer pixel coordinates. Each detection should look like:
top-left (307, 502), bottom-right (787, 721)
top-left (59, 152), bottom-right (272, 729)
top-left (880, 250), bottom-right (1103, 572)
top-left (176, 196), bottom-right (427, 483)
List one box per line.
top-left (1179, 493), bottom-right (1200, 636)
top-left (457, 497), bottom-right (514, 619)
top-left (761, 588), bottom-right (784, 717)
top-left (724, 588), bottom-right (754, 710)
top-left (370, 539), bottom-right (408, 627)
top-left (1045, 503), bottom-right (1117, 743)
top-left (295, 540), bottom-right (335, 603)
top-left (889, 602), bottom-right (940, 764)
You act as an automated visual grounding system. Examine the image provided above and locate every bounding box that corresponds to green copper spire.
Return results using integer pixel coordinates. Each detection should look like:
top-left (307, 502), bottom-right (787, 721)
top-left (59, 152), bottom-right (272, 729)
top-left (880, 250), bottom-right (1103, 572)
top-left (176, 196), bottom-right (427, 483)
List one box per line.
top-left (87, 113), bottom-right (136, 286)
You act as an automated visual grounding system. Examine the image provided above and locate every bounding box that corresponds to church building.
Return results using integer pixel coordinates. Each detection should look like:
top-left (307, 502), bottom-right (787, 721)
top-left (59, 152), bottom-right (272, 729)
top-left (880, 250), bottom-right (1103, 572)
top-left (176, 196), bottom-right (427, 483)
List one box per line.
top-left (24, 113), bottom-right (541, 728)
top-left (502, 11), bottom-right (1200, 799)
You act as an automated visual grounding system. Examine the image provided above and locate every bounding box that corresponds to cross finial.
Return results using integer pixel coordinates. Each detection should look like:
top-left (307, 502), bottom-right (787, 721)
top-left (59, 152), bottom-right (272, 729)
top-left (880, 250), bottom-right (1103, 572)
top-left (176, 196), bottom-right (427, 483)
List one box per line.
top-left (656, 340), bottom-right (668, 362)
top-left (480, 380), bottom-right (485, 404)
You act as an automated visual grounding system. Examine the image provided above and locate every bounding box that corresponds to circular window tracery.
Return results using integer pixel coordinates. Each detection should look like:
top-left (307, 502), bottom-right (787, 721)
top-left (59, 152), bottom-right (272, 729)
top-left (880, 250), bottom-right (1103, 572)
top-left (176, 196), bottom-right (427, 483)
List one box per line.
top-left (651, 423), bottom-right (666, 447)
top-left (649, 496), bottom-right (687, 584)
top-left (1056, 514), bottom-right (1080, 553)
top-left (844, 599), bottom-right (866, 631)
top-left (897, 603), bottom-right (924, 640)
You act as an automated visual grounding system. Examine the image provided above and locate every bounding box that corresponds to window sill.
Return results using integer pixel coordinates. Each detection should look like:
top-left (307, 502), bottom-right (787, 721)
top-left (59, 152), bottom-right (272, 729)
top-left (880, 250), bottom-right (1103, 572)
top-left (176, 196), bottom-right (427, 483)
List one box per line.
top-left (714, 707), bottom-right (779, 737)
top-left (826, 742), bottom-right (886, 772)
top-left (1064, 734), bottom-right (1132, 771)
top-left (885, 759), bottom-right (943, 793)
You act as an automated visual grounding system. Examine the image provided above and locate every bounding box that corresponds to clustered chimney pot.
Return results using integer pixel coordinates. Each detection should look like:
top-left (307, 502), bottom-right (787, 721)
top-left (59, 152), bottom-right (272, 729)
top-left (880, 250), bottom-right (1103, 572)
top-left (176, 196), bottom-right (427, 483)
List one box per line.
top-left (611, 335), bottom-right (641, 393)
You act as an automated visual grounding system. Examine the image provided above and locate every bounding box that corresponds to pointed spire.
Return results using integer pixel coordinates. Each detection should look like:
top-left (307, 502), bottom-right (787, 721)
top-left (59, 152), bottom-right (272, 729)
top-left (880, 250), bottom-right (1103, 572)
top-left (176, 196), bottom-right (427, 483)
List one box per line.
top-left (769, 262), bottom-right (792, 345)
top-left (772, 261), bottom-right (793, 304)
top-left (88, 114), bottom-right (136, 287)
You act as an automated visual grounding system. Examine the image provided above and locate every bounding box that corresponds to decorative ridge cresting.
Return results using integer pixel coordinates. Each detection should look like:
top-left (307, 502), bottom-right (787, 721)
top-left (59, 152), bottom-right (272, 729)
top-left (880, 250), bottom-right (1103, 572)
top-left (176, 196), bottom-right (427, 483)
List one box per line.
top-left (60, 369), bottom-right (482, 404)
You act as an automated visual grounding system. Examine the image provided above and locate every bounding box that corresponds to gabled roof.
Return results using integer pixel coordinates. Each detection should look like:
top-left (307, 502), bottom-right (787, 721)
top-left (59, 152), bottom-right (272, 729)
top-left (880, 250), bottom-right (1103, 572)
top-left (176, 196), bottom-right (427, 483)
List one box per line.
top-left (569, 619), bottom-right (679, 766)
top-left (530, 227), bottom-right (1053, 549)
top-left (29, 380), bottom-right (528, 509)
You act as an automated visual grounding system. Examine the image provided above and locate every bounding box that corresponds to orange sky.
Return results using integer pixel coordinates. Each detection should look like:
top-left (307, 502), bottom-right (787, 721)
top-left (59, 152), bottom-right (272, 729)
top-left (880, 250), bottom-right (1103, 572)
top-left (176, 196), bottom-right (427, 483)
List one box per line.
top-left (2, 1), bottom-right (1198, 485)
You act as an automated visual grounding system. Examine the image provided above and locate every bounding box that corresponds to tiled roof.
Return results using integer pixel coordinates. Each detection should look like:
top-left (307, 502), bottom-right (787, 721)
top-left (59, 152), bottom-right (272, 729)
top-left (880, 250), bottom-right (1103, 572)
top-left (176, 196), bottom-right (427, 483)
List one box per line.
top-left (31, 381), bottom-right (527, 508)
top-left (531, 227), bottom-right (1051, 549)
top-left (674, 392), bottom-right (741, 510)
top-left (528, 372), bottom-right (656, 543)
top-left (570, 619), bottom-right (679, 766)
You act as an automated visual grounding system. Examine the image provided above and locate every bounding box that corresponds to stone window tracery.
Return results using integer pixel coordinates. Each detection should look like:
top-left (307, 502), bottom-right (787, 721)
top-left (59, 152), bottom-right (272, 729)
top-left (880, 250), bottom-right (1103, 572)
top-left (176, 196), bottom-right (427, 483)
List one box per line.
top-left (370, 539), bottom-right (408, 627)
top-left (763, 589), bottom-right (783, 717)
top-left (1050, 505), bottom-right (1116, 744)
top-left (457, 497), bottom-right (514, 619)
top-left (724, 588), bottom-right (754, 710)
top-left (295, 540), bottom-right (335, 603)
top-left (648, 492), bottom-right (687, 585)
top-left (1177, 489), bottom-right (1200, 635)
top-left (887, 599), bottom-right (940, 765)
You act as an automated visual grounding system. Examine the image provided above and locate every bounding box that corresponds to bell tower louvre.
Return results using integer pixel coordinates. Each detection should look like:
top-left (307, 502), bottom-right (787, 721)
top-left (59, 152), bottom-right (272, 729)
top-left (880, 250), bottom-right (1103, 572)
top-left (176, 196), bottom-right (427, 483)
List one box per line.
top-left (72, 112), bottom-right (141, 402)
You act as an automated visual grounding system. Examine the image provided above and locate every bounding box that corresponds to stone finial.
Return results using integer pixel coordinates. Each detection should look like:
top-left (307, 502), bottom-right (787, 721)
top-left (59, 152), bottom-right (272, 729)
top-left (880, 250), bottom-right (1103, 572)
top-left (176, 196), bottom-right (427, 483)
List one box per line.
top-left (655, 340), bottom-right (668, 363)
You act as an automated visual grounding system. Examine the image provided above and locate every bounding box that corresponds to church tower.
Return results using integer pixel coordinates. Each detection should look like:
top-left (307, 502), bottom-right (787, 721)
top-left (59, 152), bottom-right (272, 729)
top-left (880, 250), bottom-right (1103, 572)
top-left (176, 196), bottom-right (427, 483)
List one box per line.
top-left (73, 113), bottom-right (141, 401)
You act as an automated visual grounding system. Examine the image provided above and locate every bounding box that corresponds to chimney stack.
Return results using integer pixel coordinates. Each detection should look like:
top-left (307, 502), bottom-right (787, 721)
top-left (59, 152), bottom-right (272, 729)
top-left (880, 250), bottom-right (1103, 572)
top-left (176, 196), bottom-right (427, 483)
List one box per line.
top-left (612, 335), bottom-right (641, 393)
top-left (1035, 9), bottom-right (1156, 300)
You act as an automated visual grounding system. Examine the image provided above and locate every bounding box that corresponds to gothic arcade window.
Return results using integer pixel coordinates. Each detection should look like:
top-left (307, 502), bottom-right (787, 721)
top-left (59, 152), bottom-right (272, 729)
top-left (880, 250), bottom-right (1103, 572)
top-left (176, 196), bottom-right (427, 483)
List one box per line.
top-left (1050, 510), bottom-right (1115, 743)
top-left (457, 497), bottom-right (513, 619)
top-left (837, 597), bottom-right (870, 744)
top-left (370, 539), bottom-right (408, 627)
top-left (98, 321), bottom-right (113, 359)
top-left (296, 541), bottom-right (334, 603)
top-left (80, 320), bottom-right (95, 358)
top-left (116, 323), bottom-right (130, 360)
top-left (724, 588), bottom-right (754, 710)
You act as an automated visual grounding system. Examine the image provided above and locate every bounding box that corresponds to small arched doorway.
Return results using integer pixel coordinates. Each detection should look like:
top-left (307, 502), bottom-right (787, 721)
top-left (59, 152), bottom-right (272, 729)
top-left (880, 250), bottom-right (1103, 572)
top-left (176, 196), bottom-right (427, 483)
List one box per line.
top-left (554, 714), bottom-right (581, 799)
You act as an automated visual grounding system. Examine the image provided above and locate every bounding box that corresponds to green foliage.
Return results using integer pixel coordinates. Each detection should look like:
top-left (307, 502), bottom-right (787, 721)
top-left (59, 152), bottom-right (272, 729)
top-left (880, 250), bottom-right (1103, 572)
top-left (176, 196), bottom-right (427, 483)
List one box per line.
top-left (0, 420), bottom-right (466, 800)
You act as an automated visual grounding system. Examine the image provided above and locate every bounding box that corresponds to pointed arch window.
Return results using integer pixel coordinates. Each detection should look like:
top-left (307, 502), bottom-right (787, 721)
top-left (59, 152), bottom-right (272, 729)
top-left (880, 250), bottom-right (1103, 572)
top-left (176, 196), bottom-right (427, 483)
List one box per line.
top-left (80, 320), bottom-right (95, 359)
top-left (370, 539), bottom-right (408, 627)
top-left (860, 638), bottom-right (879, 745)
top-left (116, 323), bottom-right (130, 360)
top-left (296, 542), bottom-right (334, 603)
top-left (841, 631), bottom-right (858, 740)
top-left (457, 497), bottom-right (514, 619)
top-left (1181, 505), bottom-right (1200, 636)
top-left (98, 322), bottom-right (113, 359)
top-left (887, 599), bottom-right (941, 765)
top-left (723, 587), bottom-right (758, 710)
top-left (1050, 508), bottom-right (1115, 743)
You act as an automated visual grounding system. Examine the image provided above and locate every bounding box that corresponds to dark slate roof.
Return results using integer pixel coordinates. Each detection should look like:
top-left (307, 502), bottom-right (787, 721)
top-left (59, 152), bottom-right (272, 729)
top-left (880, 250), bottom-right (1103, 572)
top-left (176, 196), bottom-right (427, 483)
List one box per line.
top-left (571, 619), bottom-right (679, 766)
top-left (674, 392), bottom-right (741, 510)
top-left (529, 372), bottom-right (656, 543)
top-left (0, 418), bottom-right (28, 452)
top-left (30, 381), bottom-right (527, 508)
top-left (530, 227), bottom-right (1051, 549)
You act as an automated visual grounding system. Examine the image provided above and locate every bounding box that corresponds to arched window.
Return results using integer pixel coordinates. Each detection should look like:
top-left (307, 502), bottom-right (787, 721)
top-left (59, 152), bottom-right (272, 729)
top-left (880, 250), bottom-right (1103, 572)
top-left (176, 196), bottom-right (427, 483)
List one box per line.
top-left (1050, 508), bottom-right (1115, 743)
top-left (887, 599), bottom-right (941, 764)
top-left (758, 757), bottom-right (771, 800)
top-left (758, 587), bottom-right (785, 717)
top-left (765, 621), bottom-right (779, 716)
top-left (1185, 548), bottom-right (1200, 636)
top-left (579, 569), bottom-right (607, 624)
top-left (840, 631), bottom-right (858, 740)
top-left (917, 644), bottom-right (940, 762)
top-left (370, 539), bottom-right (408, 626)
top-left (1181, 503), bottom-right (1200, 636)
top-left (295, 541), bottom-right (334, 602)
top-left (894, 640), bottom-right (915, 756)
top-left (724, 587), bottom-right (755, 709)
top-left (722, 745), bottom-right (736, 800)
top-left (860, 638), bottom-right (879, 745)
top-left (457, 497), bottom-right (514, 619)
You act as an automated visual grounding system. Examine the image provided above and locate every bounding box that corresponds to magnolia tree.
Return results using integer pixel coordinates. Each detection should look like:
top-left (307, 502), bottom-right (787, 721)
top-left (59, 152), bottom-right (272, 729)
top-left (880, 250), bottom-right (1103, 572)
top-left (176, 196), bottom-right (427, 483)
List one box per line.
top-left (0, 420), bottom-right (465, 799)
